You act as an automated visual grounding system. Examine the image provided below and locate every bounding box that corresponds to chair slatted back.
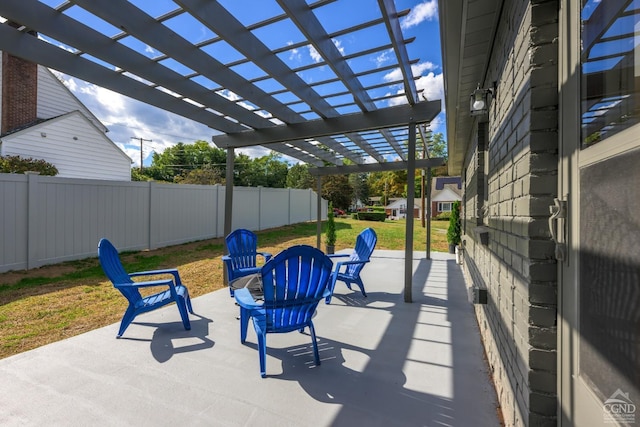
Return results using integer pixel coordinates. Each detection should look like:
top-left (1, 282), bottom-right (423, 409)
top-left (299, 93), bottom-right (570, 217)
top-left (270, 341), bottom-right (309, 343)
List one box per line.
top-left (345, 228), bottom-right (377, 277)
top-left (97, 238), bottom-right (141, 304)
top-left (261, 245), bottom-right (333, 332)
top-left (226, 229), bottom-right (260, 270)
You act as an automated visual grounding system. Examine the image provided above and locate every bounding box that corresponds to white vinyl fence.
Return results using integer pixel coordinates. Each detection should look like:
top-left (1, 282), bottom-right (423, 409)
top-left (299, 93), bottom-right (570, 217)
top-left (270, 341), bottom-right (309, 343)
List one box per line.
top-left (0, 173), bottom-right (326, 273)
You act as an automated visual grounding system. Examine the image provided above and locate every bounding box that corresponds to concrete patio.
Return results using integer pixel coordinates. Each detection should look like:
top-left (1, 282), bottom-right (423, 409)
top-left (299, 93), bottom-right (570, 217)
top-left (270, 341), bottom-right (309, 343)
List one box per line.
top-left (0, 250), bottom-right (499, 426)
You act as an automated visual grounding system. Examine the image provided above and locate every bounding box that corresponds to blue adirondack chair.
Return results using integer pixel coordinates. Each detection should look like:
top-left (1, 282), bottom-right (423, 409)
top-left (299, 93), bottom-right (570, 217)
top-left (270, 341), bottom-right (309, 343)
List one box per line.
top-left (326, 227), bottom-right (377, 304)
top-left (234, 245), bottom-right (334, 378)
top-left (97, 238), bottom-right (193, 338)
top-left (222, 229), bottom-right (272, 296)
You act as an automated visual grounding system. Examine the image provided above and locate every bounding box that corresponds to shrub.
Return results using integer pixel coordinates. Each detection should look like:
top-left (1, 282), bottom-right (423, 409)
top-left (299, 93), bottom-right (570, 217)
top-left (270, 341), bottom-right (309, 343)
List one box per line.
top-left (325, 202), bottom-right (336, 246)
top-left (436, 212), bottom-right (451, 221)
top-left (446, 201), bottom-right (461, 245)
top-left (0, 155), bottom-right (58, 176)
top-left (357, 212), bottom-right (386, 222)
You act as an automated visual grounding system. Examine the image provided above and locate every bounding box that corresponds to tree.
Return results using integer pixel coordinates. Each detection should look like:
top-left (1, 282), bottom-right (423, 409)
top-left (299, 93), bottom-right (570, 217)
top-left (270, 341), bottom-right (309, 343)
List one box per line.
top-left (322, 174), bottom-right (352, 210)
top-left (174, 166), bottom-right (225, 185)
top-left (349, 172), bottom-right (370, 209)
top-left (427, 132), bottom-right (448, 159)
top-left (235, 152), bottom-right (288, 188)
top-left (286, 163), bottom-right (315, 189)
top-left (368, 170), bottom-right (406, 205)
top-left (141, 140), bottom-right (226, 182)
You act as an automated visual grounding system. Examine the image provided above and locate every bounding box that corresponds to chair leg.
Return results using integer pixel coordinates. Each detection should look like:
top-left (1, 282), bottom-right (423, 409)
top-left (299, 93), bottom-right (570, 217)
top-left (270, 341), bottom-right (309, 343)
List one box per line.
top-left (325, 273), bottom-right (338, 305)
top-left (117, 306), bottom-right (137, 338)
top-left (176, 297), bottom-right (192, 331)
top-left (308, 321), bottom-right (320, 366)
top-left (186, 295), bottom-right (194, 314)
top-left (240, 308), bottom-right (250, 343)
top-left (253, 319), bottom-right (267, 378)
top-left (354, 278), bottom-right (367, 297)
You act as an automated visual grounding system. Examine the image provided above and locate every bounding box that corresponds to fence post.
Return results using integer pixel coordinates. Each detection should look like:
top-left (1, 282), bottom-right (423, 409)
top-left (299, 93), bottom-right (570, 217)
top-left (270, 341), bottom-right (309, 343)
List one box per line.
top-left (288, 188), bottom-right (292, 225)
top-left (148, 181), bottom-right (156, 250)
top-left (26, 172), bottom-right (40, 270)
top-left (258, 186), bottom-right (262, 231)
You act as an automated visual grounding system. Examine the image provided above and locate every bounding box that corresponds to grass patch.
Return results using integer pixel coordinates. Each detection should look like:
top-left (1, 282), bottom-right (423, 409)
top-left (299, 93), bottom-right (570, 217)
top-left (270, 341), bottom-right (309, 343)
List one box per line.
top-left (0, 217), bottom-right (448, 359)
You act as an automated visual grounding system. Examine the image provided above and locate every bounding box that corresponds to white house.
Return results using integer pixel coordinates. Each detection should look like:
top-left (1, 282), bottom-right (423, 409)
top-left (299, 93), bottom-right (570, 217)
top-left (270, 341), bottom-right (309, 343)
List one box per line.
top-left (0, 51), bottom-right (132, 180)
top-left (431, 176), bottom-right (462, 218)
top-left (386, 198), bottom-right (420, 220)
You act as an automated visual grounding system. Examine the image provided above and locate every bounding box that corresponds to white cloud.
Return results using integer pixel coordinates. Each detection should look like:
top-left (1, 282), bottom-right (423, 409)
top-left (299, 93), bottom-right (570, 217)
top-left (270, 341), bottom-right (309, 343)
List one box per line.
top-left (374, 49), bottom-right (393, 67)
top-left (416, 72), bottom-right (444, 104)
top-left (309, 45), bottom-right (323, 63)
top-left (383, 62), bottom-right (438, 83)
top-left (57, 74), bottom-right (217, 167)
top-left (384, 71), bottom-right (443, 108)
top-left (308, 39), bottom-right (345, 63)
top-left (401, 0), bottom-right (438, 29)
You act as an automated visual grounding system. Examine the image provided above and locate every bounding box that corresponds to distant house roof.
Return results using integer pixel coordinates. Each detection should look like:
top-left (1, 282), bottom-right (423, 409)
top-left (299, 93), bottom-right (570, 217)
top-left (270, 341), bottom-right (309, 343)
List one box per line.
top-left (431, 176), bottom-right (463, 202)
top-left (434, 176), bottom-right (462, 190)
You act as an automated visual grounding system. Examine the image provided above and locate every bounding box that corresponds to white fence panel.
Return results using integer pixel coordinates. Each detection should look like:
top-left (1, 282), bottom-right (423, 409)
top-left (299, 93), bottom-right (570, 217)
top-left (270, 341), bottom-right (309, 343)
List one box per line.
top-left (0, 173), bottom-right (326, 273)
top-left (260, 187), bottom-right (290, 230)
top-left (150, 182), bottom-right (219, 248)
top-left (0, 174), bottom-right (28, 271)
top-left (232, 187), bottom-right (260, 231)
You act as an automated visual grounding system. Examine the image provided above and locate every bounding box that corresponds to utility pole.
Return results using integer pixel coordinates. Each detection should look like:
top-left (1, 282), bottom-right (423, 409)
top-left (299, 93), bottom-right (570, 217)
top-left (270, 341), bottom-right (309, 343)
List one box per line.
top-left (131, 137), bottom-right (151, 171)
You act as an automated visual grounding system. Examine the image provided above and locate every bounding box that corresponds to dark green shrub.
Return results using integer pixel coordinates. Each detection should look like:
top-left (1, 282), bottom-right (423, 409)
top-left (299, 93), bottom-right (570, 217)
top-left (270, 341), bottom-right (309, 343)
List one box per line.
top-left (325, 202), bottom-right (336, 246)
top-left (357, 212), bottom-right (386, 222)
top-left (0, 155), bottom-right (58, 176)
top-left (446, 201), bottom-right (461, 245)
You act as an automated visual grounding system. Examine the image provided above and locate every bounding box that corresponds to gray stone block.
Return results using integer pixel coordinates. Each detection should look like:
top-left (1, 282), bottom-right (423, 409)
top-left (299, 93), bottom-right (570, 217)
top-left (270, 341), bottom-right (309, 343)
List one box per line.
top-left (529, 369), bottom-right (557, 394)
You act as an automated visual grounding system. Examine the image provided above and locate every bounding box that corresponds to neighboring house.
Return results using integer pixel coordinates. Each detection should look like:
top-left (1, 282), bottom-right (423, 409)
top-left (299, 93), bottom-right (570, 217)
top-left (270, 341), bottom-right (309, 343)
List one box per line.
top-left (431, 176), bottom-right (462, 218)
top-left (386, 198), bottom-right (420, 220)
top-left (0, 51), bottom-right (132, 180)
top-left (440, 1), bottom-right (639, 426)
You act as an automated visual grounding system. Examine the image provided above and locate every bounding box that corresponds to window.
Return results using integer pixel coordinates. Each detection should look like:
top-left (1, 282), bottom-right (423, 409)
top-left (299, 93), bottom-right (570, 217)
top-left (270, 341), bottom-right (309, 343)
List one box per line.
top-left (438, 202), bottom-right (452, 212)
top-left (581, 0), bottom-right (640, 147)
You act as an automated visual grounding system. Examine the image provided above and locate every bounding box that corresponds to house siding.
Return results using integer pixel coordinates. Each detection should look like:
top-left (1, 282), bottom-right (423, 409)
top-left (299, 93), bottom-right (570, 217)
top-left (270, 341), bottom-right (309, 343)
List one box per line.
top-left (460, 1), bottom-right (559, 426)
top-left (1, 112), bottom-right (131, 181)
top-left (36, 67), bottom-right (106, 132)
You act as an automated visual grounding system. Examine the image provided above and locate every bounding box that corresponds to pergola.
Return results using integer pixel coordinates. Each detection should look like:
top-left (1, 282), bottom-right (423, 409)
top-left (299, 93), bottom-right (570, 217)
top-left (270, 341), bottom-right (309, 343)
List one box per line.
top-left (0, 0), bottom-right (442, 301)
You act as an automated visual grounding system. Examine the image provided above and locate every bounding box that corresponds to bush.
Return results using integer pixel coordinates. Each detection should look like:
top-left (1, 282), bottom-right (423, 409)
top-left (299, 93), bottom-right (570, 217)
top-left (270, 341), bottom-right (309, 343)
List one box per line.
top-left (356, 212), bottom-right (386, 222)
top-left (447, 201), bottom-right (461, 245)
top-left (0, 155), bottom-right (58, 176)
top-left (325, 202), bottom-right (336, 246)
top-left (435, 212), bottom-right (451, 221)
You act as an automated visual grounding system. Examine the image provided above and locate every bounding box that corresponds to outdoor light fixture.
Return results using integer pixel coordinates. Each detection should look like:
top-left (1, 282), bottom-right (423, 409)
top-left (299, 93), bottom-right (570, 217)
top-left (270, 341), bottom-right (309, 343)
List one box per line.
top-left (470, 85), bottom-right (493, 116)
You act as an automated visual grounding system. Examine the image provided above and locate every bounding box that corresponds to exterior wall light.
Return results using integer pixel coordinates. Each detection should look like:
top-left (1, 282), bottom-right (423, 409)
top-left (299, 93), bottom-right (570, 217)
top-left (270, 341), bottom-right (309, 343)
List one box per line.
top-left (470, 85), bottom-right (493, 116)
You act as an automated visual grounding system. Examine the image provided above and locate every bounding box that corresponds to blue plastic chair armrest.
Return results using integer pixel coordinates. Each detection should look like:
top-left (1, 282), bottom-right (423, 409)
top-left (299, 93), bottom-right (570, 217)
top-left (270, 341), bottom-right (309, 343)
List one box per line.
top-left (234, 288), bottom-right (263, 309)
top-left (114, 278), bottom-right (174, 289)
top-left (327, 253), bottom-right (349, 259)
top-left (128, 269), bottom-right (183, 286)
top-left (258, 252), bottom-right (272, 262)
top-left (221, 255), bottom-right (231, 262)
top-left (336, 259), bottom-right (370, 266)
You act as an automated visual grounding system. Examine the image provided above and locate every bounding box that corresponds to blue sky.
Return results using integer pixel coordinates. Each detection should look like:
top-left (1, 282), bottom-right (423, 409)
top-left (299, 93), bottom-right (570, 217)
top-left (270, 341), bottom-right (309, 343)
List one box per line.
top-left (50, 0), bottom-right (444, 167)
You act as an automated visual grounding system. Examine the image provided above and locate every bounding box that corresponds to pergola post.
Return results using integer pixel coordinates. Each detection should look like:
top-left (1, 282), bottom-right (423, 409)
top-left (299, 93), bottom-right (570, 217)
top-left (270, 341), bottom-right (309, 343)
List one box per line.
top-left (404, 122), bottom-right (416, 303)
top-left (223, 147), bottom-right (234, 285)
top-left (316, 176), bottom-right (322, 250)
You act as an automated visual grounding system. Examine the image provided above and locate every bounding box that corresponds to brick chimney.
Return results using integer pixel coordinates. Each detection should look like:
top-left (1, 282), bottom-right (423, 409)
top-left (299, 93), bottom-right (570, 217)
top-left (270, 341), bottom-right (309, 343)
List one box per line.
top-left (1, 22), bottom-right (38, 134)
